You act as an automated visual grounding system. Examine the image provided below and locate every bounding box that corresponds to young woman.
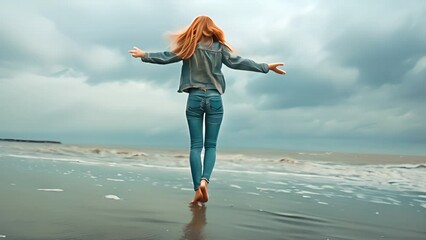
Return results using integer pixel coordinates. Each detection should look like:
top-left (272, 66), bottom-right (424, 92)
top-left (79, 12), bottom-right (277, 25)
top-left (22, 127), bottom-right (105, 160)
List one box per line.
top-left (129, 16), bottom-right (285, 204)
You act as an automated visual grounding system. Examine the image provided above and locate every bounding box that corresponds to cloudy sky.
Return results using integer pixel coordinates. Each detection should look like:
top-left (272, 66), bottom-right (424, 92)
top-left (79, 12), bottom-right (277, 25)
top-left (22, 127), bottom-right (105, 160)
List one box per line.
top-left (1, 0), bottom-right (425, 155)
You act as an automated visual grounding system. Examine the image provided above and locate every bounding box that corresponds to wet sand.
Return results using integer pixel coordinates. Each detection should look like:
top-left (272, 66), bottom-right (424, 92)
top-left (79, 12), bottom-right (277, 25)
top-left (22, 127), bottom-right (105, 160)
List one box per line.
top-left (0, 142), bottom-right (425, 239)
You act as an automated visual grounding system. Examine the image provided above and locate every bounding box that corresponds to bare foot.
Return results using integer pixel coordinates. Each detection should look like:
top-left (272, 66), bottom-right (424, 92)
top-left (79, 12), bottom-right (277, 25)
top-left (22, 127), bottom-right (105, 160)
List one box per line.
top-left (200, 179), bottom-right (209, 202)
top-left (190, 188), bottom-right (204, 204)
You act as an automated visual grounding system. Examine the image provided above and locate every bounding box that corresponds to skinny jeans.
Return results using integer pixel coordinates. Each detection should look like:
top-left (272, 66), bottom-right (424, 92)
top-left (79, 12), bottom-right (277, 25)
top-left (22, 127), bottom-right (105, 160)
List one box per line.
top-left (185, 88), bottom-right (223, 191)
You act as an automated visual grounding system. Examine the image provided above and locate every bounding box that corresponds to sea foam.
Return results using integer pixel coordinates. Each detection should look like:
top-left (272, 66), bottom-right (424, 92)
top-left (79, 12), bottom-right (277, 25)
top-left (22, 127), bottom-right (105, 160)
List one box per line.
top-left (37, 188), bottom-right (64, 192)
top-left (105, 195), bottom-right (121, 200)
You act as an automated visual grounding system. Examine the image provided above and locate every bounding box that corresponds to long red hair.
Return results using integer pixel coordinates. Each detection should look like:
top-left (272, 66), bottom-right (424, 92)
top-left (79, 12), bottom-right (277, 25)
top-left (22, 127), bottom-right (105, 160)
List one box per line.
top-left (169, 16), bottom-right (233, 60)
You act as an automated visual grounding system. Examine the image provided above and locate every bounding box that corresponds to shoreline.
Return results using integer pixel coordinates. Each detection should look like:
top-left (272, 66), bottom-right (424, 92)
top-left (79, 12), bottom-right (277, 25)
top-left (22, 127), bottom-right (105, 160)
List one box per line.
top-left (1, 140), bottom-right (425, 165)
top-left (0, 138), bottom-right (61, 144)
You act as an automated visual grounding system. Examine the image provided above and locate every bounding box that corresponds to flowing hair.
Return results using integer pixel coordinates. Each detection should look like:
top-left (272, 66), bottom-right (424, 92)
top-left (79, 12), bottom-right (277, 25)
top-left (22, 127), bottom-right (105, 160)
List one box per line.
top-left (168, 16), bottom-right (233, 60)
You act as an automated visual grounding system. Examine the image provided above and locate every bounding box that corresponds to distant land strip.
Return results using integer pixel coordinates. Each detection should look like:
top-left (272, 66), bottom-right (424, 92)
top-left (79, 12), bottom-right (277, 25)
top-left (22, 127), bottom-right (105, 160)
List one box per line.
top-left (0, 138), bottom-right (61, 144)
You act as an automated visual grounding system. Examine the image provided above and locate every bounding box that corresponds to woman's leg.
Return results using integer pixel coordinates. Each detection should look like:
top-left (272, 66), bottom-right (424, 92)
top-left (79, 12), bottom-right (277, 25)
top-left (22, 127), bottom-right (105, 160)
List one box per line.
top-left (187, 117), bottom-right (203, 192)
top-left (186, 93), bottom-right (205, 192)
top-left (198, 93), bottom-right (223, 202)
top-left (202, 94), bottom-right (224, 183)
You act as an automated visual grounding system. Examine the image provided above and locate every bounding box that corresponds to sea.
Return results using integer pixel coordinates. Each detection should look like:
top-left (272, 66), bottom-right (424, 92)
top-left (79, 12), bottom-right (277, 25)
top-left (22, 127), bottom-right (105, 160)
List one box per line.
top-left (0, 141), bottom-right (425, 240)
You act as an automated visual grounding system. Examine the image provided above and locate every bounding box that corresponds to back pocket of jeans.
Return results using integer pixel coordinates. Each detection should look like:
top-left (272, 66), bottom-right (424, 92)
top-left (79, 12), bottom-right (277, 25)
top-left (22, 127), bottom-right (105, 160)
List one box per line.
top-left (186, 95), bottom-right (202, 113)
top-left (209, 98), bottom-right (223, 112)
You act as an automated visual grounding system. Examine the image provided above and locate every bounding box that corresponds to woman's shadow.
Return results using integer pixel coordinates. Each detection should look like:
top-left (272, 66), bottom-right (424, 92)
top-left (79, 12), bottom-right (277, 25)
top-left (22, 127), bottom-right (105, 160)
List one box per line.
top-left (180, 203), bottom-right (207, 240)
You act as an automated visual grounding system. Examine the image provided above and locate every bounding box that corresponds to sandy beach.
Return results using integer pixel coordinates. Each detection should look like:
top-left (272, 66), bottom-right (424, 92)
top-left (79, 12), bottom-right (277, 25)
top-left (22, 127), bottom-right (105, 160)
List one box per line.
top-left (0, 142), bottom-right (425, 240)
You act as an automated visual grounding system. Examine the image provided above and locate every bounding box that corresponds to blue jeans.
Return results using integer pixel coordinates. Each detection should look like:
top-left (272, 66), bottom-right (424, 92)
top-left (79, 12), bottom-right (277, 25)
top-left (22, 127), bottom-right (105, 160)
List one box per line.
top-left (186, 89), bottom-right (224, 191)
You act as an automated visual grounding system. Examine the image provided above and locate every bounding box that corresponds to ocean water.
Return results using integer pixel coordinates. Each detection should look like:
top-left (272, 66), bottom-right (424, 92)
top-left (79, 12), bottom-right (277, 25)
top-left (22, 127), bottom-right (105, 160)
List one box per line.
top-left (0, 142), bottom-right (425, 240)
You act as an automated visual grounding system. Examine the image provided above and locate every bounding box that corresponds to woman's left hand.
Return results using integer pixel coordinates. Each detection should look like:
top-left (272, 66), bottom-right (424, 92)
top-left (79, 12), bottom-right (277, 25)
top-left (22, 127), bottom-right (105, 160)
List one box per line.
top-left (268, 63), bottom-right (286, 75)
top-left (128, 47), bottom-right (145, 58)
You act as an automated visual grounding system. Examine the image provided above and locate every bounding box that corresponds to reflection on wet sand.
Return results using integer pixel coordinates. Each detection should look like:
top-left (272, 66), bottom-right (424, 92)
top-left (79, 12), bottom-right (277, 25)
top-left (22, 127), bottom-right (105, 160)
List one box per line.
top-left (181, 203), bottom-right (207, 240)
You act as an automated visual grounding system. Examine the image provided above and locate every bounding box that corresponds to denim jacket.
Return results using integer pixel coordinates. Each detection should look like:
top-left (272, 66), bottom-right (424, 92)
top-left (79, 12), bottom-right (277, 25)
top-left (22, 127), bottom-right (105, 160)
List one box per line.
top-left (141, 42), bottom-right (269, 94)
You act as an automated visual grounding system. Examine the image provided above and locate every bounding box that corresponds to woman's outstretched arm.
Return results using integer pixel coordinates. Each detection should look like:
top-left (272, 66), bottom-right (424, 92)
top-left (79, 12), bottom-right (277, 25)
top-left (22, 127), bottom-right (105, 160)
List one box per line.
top-left (128, 46), bottom-right (181, 64)
top-left (222, 47), bottom-right (286, 75)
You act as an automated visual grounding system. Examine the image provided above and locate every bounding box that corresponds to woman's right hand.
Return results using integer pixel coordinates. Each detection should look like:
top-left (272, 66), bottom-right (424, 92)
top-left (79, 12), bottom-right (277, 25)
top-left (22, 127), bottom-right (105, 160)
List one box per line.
top-left (268, 63), bottom-right (286, 75)
top-left (128, 47), bottom-right (145, 58)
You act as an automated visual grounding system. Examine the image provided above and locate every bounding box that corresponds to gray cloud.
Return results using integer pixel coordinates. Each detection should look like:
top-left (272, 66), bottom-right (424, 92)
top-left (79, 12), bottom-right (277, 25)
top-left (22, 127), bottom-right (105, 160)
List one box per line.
top-left (246, 67), bottom-right (353, 109)
top-left (326, 18), bottom-right (426, 86)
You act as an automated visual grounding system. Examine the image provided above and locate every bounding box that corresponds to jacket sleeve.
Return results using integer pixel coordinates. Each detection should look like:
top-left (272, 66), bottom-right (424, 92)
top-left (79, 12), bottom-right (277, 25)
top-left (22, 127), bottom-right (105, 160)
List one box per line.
top-left (141, 51), bottom-right (182, 64)
top-left (222, 47), bottom-right (269, 73)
